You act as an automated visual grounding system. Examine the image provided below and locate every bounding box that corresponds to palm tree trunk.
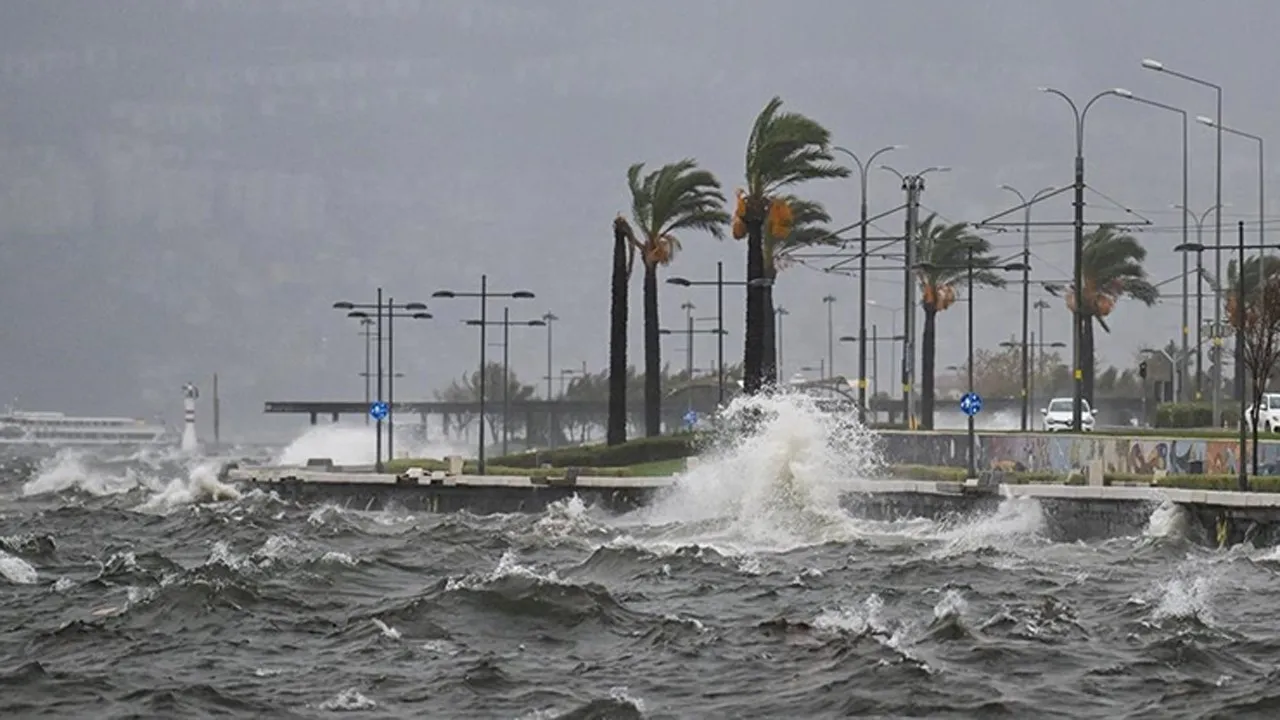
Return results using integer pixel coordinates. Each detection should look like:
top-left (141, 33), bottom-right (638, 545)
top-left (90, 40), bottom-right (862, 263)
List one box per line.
top-left (606, 221), bottom-right (629, 445)
top-left (762, 267), bottom-right (777, 384)
top-left (643, 261), bottom-right (662, 436)
top-left (743, 204), bottom-right (767, 395)
top-left (921, 306), bottom-right (938, 430)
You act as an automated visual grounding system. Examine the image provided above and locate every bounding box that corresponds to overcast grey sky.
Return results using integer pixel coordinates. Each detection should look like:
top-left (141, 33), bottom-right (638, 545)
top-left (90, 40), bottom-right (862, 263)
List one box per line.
top-left (1, 0), bottom-right (1277, 439)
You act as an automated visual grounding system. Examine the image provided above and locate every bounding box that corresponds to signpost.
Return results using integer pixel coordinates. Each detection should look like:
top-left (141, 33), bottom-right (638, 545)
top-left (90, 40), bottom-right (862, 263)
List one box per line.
top-left (960, 391), bottom-right (982, 480)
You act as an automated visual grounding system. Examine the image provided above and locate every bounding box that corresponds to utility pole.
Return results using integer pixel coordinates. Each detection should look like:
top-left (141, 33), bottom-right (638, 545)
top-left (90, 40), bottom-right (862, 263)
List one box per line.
top-left (822, 295), bottom-right (836, 380)
top-left (902, 176), bottom-right (921, 429)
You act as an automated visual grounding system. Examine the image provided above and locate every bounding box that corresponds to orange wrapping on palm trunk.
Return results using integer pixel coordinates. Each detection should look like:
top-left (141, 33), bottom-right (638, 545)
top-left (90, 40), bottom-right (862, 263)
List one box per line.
top-left (767, 198), bottom-right (793, 238)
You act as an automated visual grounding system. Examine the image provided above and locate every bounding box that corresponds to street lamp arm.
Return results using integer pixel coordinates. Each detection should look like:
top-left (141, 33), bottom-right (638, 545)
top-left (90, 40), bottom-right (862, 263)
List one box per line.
top-left (1142, 59), bottom-right (1223, 91)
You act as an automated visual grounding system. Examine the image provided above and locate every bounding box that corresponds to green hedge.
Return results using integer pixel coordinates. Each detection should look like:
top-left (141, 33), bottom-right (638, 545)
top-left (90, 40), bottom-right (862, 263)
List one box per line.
top-left (384, 457), bottom-right (635, 477)
top-left (1155, 402), bottom-right (1216, 429)
top-left (488, 433), bottom-right (703, 469)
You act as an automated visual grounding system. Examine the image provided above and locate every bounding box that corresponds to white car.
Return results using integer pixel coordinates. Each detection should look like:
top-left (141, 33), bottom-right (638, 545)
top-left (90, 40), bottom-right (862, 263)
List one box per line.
top-left (1245, 393), bottom-right (1280, 432)
top-left (1041, 397), bottom-right (1096, 432)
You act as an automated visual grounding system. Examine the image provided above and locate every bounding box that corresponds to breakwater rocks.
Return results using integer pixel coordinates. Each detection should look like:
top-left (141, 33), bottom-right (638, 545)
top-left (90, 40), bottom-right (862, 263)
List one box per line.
top-left (877, 430), bottom-right (1280, 476)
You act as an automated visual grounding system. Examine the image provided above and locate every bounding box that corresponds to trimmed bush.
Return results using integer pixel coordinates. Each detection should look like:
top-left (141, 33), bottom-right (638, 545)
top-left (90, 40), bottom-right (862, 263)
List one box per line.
top-left (488, 434), bottom-right (703, 469)
top-left (1155, 402), bottom-right (1216, 429)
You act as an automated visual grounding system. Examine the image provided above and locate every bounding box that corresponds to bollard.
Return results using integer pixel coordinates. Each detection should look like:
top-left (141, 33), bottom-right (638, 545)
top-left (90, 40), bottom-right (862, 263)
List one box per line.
top-left (446, 455), bottom-right (463, 476)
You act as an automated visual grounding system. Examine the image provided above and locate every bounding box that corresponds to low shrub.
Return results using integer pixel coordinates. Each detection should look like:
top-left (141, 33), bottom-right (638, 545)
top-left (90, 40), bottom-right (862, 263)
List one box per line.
top-left (1155, 402), bottom-right (1216, 429)
top-left (489, 433), bottom-right (702, 469)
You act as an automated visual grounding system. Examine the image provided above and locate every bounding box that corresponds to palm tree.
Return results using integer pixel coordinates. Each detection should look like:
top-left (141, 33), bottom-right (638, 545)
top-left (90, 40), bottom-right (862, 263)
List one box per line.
top-left (763, 197), bottom-right (832, 379)
top-left (607, 216), bottom-right (638, 445)
top-left (914, 214), bottom-right (1007, 430)
top-left (625, 160), bottom-right (730, 436)
top-left (1065, 225), bottom-right (1159, 404)
top-left (733, 96), bottom-right (849, 394)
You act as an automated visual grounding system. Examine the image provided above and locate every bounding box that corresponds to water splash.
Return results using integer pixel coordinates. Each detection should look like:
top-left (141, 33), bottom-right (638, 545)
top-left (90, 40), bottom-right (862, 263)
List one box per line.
top-left (273, 423), bottom-right (470, 466)
top-left (626, 390), bottom-right (881, 552)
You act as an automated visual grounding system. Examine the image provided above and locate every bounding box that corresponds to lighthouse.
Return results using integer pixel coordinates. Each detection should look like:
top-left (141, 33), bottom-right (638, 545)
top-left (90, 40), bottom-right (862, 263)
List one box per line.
top-left (181, 382), bottom-right (199, 453)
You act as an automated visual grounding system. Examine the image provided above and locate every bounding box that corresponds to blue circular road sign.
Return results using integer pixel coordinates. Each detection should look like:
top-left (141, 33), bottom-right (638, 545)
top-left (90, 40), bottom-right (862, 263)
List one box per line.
top-left (683, 410), bottom-right (698, 428)
top-left (370, 401), bottom-right (389, 421)
top-left (959, 392), bottom-right (983, 417)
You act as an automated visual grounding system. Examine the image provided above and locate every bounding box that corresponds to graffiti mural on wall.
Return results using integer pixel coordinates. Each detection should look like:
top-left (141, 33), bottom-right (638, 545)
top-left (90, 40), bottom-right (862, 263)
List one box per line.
top-left (878, 431), bottom-right (1280, 475)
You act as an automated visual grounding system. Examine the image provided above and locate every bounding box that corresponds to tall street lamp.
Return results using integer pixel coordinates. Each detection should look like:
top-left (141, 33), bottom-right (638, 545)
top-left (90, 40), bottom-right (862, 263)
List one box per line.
top-left (822, 294), bottom-right (836, 380)
top-left (433, 276), bottom-right (535, 474)
top-left (1111, 87), bottom-right (1191, 400)
top-left (336, 293), bottom-right (431, 470)
top-left (916, 252), bottom-right (1029, 481)
top-left (1143, 58), bottom-right (1225, 420)
top-left (1175, 202), bottom-right (1227, 399)
top-left (354, 317), bottom-right (375, 425)
top-left (541, 312), bottom-right (559, 401)
top-left (1000, 183), bottom-right (1056, 429)
top-left (833, 144), bottom-right (902, 423)
top-left (464, 307), bottom-right (545, 458)
top-left (1038, 86), bottom-right (1125, 432)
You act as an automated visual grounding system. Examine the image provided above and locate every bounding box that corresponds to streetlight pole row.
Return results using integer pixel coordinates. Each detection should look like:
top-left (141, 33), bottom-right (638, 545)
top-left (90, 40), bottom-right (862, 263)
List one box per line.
top-left (833, 144), bottom-right (902, 425)
top-left (668, 264), bottom-right (770, 407)
top-left (1175, 203), bottom-right (1226, 401)
top-left (466, 307), bottom-right (546, 457)
top-left (1143, 57), bottom-right (1225, 427)
top-left (883, 163), bottom-right (951, 430)
top-left (1175, 221), bottom-right (1279, 490)
top-left (838, 331), bottom-right (905, 421)
top-left (915, 253), bottom-right (1029, 481)
top-left (333, 290), bottom-right (431, 472)
top-left (432, 275), bottom-right (536, 475)
top-left (1000, 183), bottom-right (1056, 430)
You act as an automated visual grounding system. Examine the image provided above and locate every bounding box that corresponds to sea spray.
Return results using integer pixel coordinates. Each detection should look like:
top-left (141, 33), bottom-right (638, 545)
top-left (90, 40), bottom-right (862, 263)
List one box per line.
top-left (630, 390), bottom-right (883, 551)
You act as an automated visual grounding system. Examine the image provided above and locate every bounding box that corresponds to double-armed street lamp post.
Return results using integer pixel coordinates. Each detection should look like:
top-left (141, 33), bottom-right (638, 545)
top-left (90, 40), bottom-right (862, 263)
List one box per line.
top-left (467, 308), bottom-right (546, 457)
top-left (432, 276), bottom-right (536, 474)
top-left (334, 290), bottom-right (431, 472)
top-left (1000, 183), bottom-right (1057, 429)
top-left (833, 144), bottom-right (902, 425)
top-left (1175, 203), bottom-right (1228, 399)
top-left (916, 251), bottom-right (1030, 480)
top-left (541, 312), bottom-right (559, 400)
top-left (1038, 85), bottom-right (1129, 432)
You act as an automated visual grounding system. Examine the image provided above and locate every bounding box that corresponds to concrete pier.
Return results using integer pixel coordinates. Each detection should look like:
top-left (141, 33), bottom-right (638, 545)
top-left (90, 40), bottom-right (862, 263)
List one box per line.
top-left (221, 463), bottom-right (1280, 549)
top-left (223, 464), bottom-right (674, 515)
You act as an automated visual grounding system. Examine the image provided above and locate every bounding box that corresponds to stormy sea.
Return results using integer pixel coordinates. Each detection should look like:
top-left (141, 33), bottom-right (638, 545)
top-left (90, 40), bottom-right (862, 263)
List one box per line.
top-left (3, 394), bottom-right (1280, 719)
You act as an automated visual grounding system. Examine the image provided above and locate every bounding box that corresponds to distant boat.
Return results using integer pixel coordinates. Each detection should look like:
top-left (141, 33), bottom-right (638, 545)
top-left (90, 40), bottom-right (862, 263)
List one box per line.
top-left (0, 410), bottom-right (169, 447)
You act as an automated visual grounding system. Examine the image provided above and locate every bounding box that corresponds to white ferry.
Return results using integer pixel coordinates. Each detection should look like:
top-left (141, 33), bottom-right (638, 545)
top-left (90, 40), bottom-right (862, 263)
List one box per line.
top-left (0, 411), bottom-right (169, 447)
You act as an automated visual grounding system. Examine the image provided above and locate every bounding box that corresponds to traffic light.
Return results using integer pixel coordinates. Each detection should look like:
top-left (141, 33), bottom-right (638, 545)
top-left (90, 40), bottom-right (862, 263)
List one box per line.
top-left (1139, 360), bottom-right (1148, 379)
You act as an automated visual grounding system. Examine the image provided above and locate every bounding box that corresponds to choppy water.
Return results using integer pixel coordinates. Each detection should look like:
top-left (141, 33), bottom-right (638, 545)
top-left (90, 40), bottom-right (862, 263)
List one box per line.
top-left (4, 396), bottom-right (1280, 719)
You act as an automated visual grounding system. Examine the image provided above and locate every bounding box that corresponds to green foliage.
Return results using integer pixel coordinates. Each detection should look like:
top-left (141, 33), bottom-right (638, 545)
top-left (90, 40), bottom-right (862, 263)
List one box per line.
top-left (744, 96), bottom-right (850, 198)
top-left (489, 433), bottom-right (703, 469)
top-left (626, 159), bottom-right (730, 264)
top-left (1155, 402), bottom-right (1216, 429)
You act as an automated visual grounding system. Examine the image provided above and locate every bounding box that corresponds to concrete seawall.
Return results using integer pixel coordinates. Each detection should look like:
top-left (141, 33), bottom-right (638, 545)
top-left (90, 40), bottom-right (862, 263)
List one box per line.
top-left (877, 430), bottom-right (1280, 476)
top-left (225, 464), bottom-right (1280, 549)
top-left (225, 465), bottom-right (669, 514)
